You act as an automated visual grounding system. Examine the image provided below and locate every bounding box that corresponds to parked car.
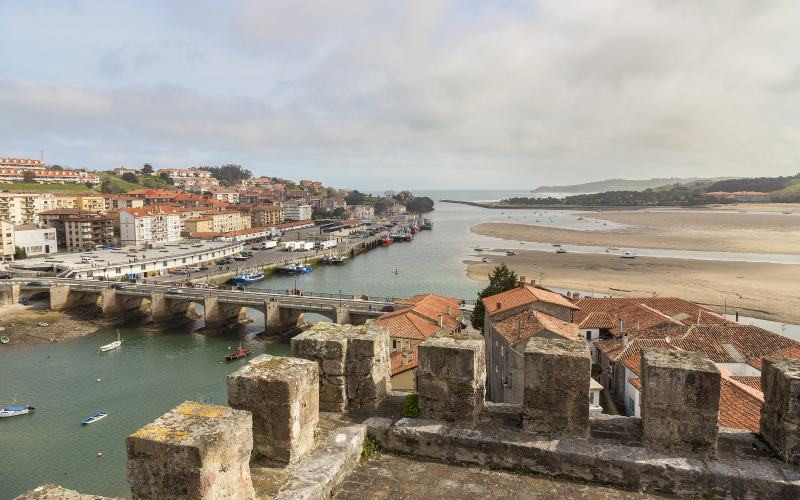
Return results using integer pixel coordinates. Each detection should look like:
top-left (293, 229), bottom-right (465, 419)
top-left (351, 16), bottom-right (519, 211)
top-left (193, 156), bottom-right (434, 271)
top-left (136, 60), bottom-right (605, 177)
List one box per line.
top-left (27, 281), bottom-right (45, 287)
top-left (0, 273), bottom-right (12, 279)
top-left (110, 283), bottom-right (127, 289)
top-left (167, 287), bottom-right (182, 294)
top-left (381, 305), bottom-right (395, 312)
top-left (199, 265), bottom-right (209, 271)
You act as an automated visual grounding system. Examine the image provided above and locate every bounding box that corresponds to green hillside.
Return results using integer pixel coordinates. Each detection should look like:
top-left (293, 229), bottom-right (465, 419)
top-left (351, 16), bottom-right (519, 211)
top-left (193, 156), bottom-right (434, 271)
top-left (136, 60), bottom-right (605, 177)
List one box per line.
top-left (99, 173), bottom-right (172, 193)
top-left (0, 183), bottom-right (92, 194)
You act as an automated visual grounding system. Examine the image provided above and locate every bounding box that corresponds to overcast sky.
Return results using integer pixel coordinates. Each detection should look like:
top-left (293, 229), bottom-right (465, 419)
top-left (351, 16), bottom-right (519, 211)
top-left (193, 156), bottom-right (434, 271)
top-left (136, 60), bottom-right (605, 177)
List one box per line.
top-left (2, 1), bottom-right (799, 190)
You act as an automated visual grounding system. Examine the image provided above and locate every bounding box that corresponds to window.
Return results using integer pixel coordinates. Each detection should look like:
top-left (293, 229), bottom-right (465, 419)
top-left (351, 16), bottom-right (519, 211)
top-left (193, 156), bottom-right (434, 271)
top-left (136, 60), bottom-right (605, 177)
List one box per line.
top-left (501, 346), bottom-right (504, 357)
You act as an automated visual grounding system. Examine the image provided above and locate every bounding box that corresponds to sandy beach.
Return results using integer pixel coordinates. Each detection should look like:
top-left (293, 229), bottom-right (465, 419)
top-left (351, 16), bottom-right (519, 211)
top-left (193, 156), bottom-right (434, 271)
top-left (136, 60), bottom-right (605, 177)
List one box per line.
top-left (473, 208), bottom-right (800, 255)
top-left (465, 251), bottom-right (800, 325)
top-left (468, 205), bottom-right (800, 325)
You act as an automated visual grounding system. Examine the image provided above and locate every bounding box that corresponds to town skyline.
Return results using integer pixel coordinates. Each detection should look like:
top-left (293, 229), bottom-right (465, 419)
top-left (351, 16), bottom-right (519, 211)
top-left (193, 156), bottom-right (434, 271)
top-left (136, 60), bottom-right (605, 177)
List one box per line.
top-left (3, 1), bottom-right (800, 189)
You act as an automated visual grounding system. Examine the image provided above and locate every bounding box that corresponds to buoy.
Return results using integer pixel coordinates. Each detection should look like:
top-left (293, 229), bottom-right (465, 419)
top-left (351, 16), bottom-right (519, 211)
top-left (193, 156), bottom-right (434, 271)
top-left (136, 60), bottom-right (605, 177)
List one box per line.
top-left (97, 452), bottom-right (103, 457)
top-left (96, 378), bottom-right (101, 382)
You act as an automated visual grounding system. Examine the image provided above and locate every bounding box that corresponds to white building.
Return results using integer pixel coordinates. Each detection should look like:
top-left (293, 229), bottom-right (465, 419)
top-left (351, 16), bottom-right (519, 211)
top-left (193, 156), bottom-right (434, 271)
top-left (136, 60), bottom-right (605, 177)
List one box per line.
top-left (0, 220), bottom-right (14, 260)
top-left (0, 192), bottom-right (44, 225)
top-left (284, 204), bottom-right (312, 221)
top-left (351, 205), bottom-right (375, 220)
top-left (119, 206), bottom-right (182, 246)
top-left (14, 224), bottom-right (57, 256)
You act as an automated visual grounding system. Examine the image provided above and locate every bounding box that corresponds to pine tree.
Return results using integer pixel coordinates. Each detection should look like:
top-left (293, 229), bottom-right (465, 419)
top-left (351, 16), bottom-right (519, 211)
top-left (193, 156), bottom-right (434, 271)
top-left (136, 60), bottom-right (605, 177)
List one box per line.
top-left (471, 263), bottom-right (519, 330)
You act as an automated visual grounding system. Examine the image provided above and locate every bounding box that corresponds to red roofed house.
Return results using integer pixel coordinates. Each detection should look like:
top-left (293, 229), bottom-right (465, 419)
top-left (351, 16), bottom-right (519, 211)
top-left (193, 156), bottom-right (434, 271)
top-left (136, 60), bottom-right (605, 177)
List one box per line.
top-left (373, 293), bottom-right (464, 391)
top-left (482, 278), bottom-right (581, 403)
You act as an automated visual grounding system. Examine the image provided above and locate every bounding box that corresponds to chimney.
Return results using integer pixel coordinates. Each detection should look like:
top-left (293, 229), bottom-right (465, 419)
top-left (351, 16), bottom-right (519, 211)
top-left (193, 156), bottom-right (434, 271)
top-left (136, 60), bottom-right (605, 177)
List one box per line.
top-left (438, 314), bottom-right (443, 328)
top-left (530, 279), bottom-right (536, 286)
top-left (618, 319), bottom-right (623, 336)
top-left (574, 292), bottom-right (580, 300)
top-left (496, 302), bottom-right (502, 311)
top-left (518, 276), bottom-right (526, 288)
top-left (622, 333), bottom-right (629, 346)
top-left (447, 306), bottom-right (452, 316)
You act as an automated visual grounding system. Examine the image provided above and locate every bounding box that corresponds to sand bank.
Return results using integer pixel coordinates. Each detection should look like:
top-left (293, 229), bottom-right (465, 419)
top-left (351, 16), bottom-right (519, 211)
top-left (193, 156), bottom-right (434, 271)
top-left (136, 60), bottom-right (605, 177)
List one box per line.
top-left (0, 302), bottom-right (103, 347)
top-left (465, 251), bottom-right (800, 325)
top-left (473, 206), bottom-right (800, 255)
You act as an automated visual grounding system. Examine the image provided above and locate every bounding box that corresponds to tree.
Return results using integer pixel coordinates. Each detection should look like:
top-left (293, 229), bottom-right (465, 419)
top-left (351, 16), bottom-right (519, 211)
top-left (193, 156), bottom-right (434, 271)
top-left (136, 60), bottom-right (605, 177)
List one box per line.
top-left (345, 190), bottom-right (366, 205)
top-left (14, 246), bottom-right (27, 260)
top-left (374, 199), bottom-right (389, 215)
top-left (204, 164), bottom-right (252, 185)
top-left (404, 196), bottom-right (434, 213)
top-left (121, 172), bottom-right (139, 184)
top-left (22, 170), bottom-right (35, 183)
top-left (159, 172), bottom-right (174, 184)
top-left (471, 264), bottom-right (519, 330)
top-left (50, 164), bottom-right (64, 171)
top-left (332, 207), bottom-right (345, 218)
top-left (141, 163), bottom-right (154, 175)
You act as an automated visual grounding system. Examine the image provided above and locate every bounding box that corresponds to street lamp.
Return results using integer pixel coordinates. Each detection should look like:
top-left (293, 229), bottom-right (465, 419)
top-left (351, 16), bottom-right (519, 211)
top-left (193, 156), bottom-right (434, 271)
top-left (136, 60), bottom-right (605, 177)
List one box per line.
top-left (339, 289), bottom-right (342, 307)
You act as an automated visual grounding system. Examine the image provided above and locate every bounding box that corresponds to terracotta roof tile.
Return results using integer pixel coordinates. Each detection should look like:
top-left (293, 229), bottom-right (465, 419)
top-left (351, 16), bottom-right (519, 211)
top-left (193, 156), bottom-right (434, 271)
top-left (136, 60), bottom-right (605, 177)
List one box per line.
top-left (672, 324), bottom-right (799, 364)
top-left (483, 284), bottom-right (578, 316)
top-left (493, 309), bottom-right (581, 345)
top-left (573, 297), bottom-right (727, 330)
top-left (731, 376), bottom-right (762, 392)
top-left (719, 378), bottom-right (763, 432)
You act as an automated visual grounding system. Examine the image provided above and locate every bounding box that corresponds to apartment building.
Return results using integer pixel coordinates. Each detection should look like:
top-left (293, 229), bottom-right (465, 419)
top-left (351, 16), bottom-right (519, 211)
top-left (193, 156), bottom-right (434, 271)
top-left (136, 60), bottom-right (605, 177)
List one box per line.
top-left (201, 210), bottom-right (245, 233)
top-left (242, 205), bottom-right (285, 226)
top-left (14, 224), bottom-right (57, 256)
top-left (0, 220), bottom-right (14, 260)
top-left (102, 195), bottom-right (144, 212)
top-left (185, 217), bottom-right (214, 234)
top-left (52, 195), bottom-right (107, 213)
top-left (39, 208), bottom-right (113, 250)
top-left (63, 215), bottom-right (115, 251)
top-left (283, 204), bottom-right (312, 221)
top-left (0, 158), bottom-right (46, 169)
top-left (119, 206), bottom-right (182, 246)
top-left (0, 168), bottom-right (100, 184)
top-left (0, 192), bottom-right (44, 225)
top-left (206, 189), bottom-right (239, 203)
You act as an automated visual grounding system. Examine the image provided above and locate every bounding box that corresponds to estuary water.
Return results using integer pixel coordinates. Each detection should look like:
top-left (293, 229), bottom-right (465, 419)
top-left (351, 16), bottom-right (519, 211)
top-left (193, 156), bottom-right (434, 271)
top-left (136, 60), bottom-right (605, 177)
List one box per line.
top-left (2, 189), bottom-right (799, 497)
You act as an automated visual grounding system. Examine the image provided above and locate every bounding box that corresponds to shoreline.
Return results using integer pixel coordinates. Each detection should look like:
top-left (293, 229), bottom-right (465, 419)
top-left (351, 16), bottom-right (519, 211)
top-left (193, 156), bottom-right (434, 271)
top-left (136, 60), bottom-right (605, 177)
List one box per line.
top-left (464, 250), bottom-right (800, 325)
top-left (0, 302), bottom-right (106, 348)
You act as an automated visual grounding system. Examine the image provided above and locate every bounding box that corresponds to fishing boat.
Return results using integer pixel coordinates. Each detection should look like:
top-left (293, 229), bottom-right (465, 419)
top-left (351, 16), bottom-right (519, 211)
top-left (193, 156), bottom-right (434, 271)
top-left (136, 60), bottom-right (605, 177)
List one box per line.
top-left (506, 250), bottom-right (518, 256)
top-left (232, 270), bottom-right (265, 285)
top-left (422, 219), bottom-right (433, 230)
top-left (391, 231), bottom-right (406, 242)
top-left (277, 262), bottom-right (313, 274)
top-left (621, 251), bottom-right (637, 259)
top-left (81, 411), bottom-right (108, 425)
top-left (99, 330), bottom-right (122, 352)
top-left (481, 257), bottom-right (491, 263)
top-left (403, 232), bottom-right (413, 242)
top-left (225, 345), bottom-right (251, 361)
top-left (378, 235), bottom-right (394, 246)
top-left (0, 404), bottom-right (34, 418)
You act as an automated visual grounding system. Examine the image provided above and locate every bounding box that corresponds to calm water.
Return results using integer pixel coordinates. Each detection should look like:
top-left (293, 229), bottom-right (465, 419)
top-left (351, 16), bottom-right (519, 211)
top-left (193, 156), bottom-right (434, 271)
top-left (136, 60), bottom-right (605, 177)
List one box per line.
top-left (2, 188), bottom-right (799, 497)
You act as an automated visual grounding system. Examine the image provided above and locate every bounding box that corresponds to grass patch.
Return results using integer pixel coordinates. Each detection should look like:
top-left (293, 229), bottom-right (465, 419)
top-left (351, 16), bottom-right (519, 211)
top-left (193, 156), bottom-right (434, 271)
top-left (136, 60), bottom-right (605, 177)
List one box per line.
top-left (361, 435), bottom-right (381, 462)
top-left (402, 393), bottom-right (420, 418)
top-left (99, 173), bottom-right (173, 193)
top-left (0, 183), bottom-right (92, 193)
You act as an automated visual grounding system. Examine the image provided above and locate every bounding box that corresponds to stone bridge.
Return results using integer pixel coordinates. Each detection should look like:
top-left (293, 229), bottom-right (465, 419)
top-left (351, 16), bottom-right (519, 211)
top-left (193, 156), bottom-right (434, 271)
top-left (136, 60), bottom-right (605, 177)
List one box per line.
top-left (2, 278), bottom-right (390, 334)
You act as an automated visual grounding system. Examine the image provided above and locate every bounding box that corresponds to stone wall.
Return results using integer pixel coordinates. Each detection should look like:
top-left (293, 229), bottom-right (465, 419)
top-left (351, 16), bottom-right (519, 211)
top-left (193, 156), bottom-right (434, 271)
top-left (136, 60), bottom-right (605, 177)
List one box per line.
top-left (291, 322), bottom-right (390, 412)
top-left (760, 357), bottom-right (800, 464)
top-left (640, 349), bottom-right (720, 453)
top-left (522, 337), bottom-right (590, 437)
top-left (227, 355), bottom-right (319, 464)
top-left (126, 401), bottom-right (255, 500)
top-left (416, 335), bottom-right (486, 421)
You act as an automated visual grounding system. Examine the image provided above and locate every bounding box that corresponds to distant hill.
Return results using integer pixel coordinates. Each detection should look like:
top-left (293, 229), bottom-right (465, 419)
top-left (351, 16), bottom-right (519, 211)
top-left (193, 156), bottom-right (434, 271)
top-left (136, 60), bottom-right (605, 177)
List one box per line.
top-left (531, 177), bottom-right (731, 194)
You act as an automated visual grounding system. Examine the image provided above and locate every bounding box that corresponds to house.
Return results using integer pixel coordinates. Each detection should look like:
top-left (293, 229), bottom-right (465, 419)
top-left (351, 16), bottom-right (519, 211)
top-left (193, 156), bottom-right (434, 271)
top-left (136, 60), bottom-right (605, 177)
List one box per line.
top-left (0, 192), bottom-right (44, 224)
top-left (597, 322), bottom-right (800, 432)
top-left (126, 189), bottom-right (183, 205)
top-left (119, 206), bottom-right (181, 246)
top-left (239, 205), bottom-right (285, 226)
top-left (113, 167), bottom-right (142, 176)
top-left (374, 293), bottom-right (463, 391)
top-left (14, 224), bottom-right (57, 256)
top-left (350, 205), bottom-right (374, 220)
top-left (39, 208), bottom-right (114, 250)
top-left (206, 189), bottom-right (239, 203)
top-left (482, 279), bottom-right (581, 403)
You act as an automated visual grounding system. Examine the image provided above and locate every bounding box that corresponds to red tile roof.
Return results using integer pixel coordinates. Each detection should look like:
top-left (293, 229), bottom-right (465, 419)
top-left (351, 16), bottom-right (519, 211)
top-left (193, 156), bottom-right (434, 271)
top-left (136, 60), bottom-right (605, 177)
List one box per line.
top-left (573, 297), bottom-right (727, 331)
top-left (390, 349), bottom-right (418, 375)
top-left (374, 294), bottom-right (462, 341)
top-left (747, 345), bottom-right (800, 370)
top-left (483, 284), bottom-right (578, 317)
top-left (731, 376), bottom-right (762, 392)
top-left (579, 312), bottom-right (615, 329)
top-left (672, 324), bottom-right (799, 364)
top-left (493, 309), bottom-right (581, 345)
top-left (719, 377), bottom-right (763, 432)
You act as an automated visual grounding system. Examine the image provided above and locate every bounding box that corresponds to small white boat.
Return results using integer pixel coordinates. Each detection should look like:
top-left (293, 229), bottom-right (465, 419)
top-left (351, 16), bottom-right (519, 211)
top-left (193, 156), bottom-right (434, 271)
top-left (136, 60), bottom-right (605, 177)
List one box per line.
top-left (99, 330), bottom-right (122, 352)
top-left (621, 251), bottom-right (637, 259)
top-left (506, 250), bottom-right (518, 256)
top-left (81, 411), bottom-right (108, 425)
top-left (607, 246), bottom-right (619, 251)
top-left (0, 404), bottom-right (34, 418)
top-left (481, 257), bottom-right (492, 263)
top-left (37, 322), bottom-right (48, 327)
top-left (555, 248), bottom-right (567, 254)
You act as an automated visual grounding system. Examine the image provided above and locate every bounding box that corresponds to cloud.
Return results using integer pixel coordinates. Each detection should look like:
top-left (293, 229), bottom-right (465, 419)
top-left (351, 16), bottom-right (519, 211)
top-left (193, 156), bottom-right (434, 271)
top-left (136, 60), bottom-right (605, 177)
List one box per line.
top-left (1, 0), bottom-right (799, 188)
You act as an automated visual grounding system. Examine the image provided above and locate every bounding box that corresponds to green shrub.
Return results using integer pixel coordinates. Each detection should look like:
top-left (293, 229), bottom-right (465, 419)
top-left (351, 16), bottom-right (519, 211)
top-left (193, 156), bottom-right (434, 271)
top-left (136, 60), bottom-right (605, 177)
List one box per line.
top-left (402, 392), bottom-right (420, 417)
top-left (361, 435), bottom-right (380, 461)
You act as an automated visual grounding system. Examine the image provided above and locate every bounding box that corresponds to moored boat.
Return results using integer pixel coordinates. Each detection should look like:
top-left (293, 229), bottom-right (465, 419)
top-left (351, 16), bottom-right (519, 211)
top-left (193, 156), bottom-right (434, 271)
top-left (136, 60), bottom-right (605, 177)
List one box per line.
top-left (422, 219), bottom-right (433, 230)
top-left (555, 248), bottom-right (567, 254)
top-left (225, 345), bottom-right (251, 361)
top-left (81, 411), bottom-right (108, 425)
top-left (99, 330), bottom-right (122, 352)
top-left (276, 262), bottom-right (313, 274)
top-left (232, 270), bottom-right (265, 284)
top-left (379, 236), bottom-right (394, 246)
top-left (506, 250), bottom-right (518, 256)
top-left (621, 251), bottom-right (636, 259)
top-left (0, 404), bottom-right (35, 418)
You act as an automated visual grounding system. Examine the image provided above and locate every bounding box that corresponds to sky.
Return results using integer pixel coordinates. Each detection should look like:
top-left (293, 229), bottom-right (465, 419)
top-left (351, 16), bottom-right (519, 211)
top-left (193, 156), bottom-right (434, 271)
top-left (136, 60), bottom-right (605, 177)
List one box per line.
top-left (1, 0), bottom-right (799, 190)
